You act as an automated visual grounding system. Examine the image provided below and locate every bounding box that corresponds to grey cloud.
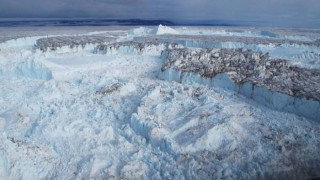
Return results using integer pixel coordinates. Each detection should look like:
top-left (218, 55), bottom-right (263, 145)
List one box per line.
top-left (0, 0), bottom-right (319, 28)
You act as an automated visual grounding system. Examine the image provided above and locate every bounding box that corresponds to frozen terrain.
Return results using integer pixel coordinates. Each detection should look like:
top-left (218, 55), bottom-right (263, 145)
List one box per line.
top-left (0, 25), bottom-right (320, 180)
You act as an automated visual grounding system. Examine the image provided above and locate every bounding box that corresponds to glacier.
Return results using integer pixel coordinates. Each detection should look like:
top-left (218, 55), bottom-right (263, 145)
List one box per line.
top-left (0, 25), bottom-right (320, 180)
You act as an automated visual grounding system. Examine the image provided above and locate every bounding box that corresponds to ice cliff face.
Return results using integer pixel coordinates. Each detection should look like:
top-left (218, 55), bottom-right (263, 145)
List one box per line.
top-left (136, 35), bottom-right (320, 47)
top-left (36, 36), bottom-right (117, 52)
top-left (96, 41), bottom-right (184, 55)
top-left (160, 48), bottom-right (320, 121)
top-left (136, 35), bottom-right (320, 69)
top-left (161, 48), bottom-right (320, 101)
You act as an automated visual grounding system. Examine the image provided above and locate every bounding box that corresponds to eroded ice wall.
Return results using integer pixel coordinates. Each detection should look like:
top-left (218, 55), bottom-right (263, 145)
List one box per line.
top-left (96, 41), bottom-right (184, 56)
top-left (136, 35), bottom-right (320, 69)
top-left (160, 48), bottom-right (320, 122)
top-left (36, 36), bottom-right (117, 53)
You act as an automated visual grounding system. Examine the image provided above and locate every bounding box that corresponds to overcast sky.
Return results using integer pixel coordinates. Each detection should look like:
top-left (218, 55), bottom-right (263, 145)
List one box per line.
top-left (0, 0), bottom-right (319, 28)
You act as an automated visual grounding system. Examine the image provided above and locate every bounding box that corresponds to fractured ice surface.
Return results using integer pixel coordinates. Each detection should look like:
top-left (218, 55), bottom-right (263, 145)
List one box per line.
top-left (136, 35), bottom-right (320, 47)
top-left (160, 48), bottom-right (320, 121)
top-left (0, 26), bottom-right (320, 180)
top-left (96, 41), bottom-right (183, 55)
top-left (129, 25), bottom-right (320, 41)
top-left (136, 35), bottom-right (320, 69)
top-left (36, 36), bottom-right (117, 52)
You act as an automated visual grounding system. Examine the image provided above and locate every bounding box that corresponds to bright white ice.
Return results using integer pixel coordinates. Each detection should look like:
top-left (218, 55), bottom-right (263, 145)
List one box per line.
top-left (0, 25), bottom-right (320, 180)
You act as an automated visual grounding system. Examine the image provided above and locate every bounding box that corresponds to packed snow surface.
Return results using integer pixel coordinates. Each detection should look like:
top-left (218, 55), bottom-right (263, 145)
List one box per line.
top-left (0, 25), bottom-right (320, 180)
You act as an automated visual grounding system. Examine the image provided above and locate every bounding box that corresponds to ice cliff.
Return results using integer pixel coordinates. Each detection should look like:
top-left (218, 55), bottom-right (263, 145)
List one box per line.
top-left (160, 48), bottom-right (320, 121)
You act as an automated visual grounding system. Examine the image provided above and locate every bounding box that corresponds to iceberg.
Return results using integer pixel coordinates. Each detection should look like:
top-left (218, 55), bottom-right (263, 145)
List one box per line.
top-left (156, 24), bottom-right (178, 35)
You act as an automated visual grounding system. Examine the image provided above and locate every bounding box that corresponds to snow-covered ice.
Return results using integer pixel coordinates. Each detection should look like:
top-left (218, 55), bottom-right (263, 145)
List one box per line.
top-left (0, 25), bottom-right (320, 180)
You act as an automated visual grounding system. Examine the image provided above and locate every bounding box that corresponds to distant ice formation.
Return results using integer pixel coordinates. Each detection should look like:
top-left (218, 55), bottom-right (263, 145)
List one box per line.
top-left (128, 24), bottom-right (178, 36)
top-left (156, 24), bottom-right (178, 35)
